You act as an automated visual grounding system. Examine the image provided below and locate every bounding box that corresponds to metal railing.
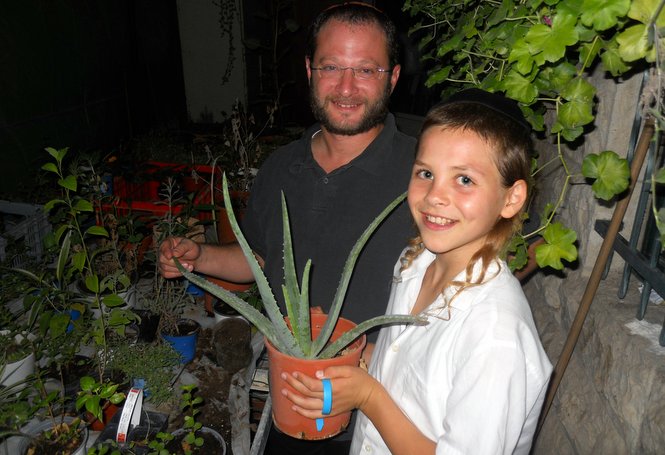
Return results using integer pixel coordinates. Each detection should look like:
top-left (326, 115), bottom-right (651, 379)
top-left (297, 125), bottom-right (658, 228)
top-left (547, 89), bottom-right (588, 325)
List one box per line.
top-left (595, 71), bottom-right (665, 346)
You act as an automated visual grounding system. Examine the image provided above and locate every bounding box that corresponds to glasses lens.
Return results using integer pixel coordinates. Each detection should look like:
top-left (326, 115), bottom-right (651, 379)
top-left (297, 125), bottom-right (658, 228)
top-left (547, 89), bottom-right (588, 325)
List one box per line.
top-left (354, 68), bottom-right (376, 80)
top-left (315, 66), bottom-right (386, 80)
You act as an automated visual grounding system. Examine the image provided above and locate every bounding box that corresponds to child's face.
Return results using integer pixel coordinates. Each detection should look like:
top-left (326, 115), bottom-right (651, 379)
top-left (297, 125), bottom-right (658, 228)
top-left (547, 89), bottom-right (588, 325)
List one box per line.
top-left (408, 127), bottom-right (525, 263)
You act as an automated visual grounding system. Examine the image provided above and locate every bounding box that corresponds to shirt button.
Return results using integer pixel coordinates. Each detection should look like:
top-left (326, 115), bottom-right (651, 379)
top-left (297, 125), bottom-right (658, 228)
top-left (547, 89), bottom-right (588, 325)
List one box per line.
top-left (364, 444), bottom-right (372, 452)
top-left (391, 344), bottom-right (399, 352)
top-left (323, 177), bottom-right (329, 184)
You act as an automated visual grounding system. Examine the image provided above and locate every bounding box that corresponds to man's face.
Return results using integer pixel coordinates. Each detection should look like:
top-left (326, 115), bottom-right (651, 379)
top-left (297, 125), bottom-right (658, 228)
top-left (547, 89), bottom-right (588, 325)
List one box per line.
top-left (306, 20), bottom-right (400, 136)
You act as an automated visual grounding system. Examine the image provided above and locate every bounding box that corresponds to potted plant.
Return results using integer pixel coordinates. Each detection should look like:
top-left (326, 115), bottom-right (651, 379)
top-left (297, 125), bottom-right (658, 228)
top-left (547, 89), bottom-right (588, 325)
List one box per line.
top-left (75, 375), bottom-right (126, 431)
top-left (141, 177), bottom-right (206, 365)
top-left (41, 147), bottom-right (140, 379)
top-left (0, 363), bottom-right (37, 442)
top-left (156, 384), bottom-right (226, 455)
top-left (212, 284), bottom-right (262, 323)
top-left (0, 332), bottom-right (35, 394)
top-left (143, 272), bottom-right (199, 365)
top-left (178, 175), bottom-right (426, 439)
top-left (15, 374), bottom-right (89, 455)
top-left (0, 315), bottom-right (36, 392)
top-left (107, 340), bottom-right (181, 406)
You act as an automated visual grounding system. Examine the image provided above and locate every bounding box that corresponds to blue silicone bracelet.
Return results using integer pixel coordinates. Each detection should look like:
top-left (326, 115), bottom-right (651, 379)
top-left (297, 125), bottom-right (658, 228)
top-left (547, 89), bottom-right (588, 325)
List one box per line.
top-left (321, 378), bottom-right (332, 416)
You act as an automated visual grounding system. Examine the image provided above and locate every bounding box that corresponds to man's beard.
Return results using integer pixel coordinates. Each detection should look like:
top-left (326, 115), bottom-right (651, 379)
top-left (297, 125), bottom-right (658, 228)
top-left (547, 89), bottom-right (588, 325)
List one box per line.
top-left (309, 81), bottom-right (391, 136)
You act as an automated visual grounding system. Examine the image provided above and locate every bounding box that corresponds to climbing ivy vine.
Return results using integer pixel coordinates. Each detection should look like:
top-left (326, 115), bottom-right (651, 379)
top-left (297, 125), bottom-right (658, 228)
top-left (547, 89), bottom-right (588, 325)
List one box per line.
top-left (403, 0), bottom-right (665, 270)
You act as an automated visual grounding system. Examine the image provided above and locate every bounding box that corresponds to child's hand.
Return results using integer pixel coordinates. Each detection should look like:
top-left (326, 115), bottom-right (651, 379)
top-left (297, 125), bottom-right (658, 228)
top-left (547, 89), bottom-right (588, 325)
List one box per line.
top-left (281, 366), bottom-right (377, 418)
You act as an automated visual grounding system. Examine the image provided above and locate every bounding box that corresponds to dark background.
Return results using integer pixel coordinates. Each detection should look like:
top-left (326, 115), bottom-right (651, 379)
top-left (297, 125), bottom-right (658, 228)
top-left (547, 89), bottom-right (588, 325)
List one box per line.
top-left (0, 0), bottom-right (435, 198)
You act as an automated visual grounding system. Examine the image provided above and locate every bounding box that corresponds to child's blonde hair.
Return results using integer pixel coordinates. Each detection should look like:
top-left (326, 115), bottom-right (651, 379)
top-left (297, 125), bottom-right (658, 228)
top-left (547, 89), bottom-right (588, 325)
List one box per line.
top-left (401, 92), bottom-right (533, 291)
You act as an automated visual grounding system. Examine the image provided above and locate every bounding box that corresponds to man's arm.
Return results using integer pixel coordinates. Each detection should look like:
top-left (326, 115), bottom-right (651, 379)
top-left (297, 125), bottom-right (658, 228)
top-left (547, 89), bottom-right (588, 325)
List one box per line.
top-left (159, 237), bottom-right (260, 283)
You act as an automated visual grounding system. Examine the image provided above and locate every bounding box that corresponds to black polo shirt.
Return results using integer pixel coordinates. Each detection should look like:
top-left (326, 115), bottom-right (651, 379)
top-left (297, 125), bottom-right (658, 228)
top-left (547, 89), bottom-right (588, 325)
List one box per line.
top-left (242, 114), bottom-right (416, 338)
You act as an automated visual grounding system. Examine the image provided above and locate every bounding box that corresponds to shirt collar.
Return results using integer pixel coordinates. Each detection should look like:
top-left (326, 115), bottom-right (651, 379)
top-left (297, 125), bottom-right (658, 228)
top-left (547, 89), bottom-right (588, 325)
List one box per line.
top-left (293, 114), bottom-right (398, 176)
top-left (397, 249), bottom-right (504, 312)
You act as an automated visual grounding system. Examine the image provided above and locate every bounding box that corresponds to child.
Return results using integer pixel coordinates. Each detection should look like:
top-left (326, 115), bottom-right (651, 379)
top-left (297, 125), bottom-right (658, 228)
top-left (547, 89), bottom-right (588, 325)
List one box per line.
top-left (281, 89), bottom-right (553, 455)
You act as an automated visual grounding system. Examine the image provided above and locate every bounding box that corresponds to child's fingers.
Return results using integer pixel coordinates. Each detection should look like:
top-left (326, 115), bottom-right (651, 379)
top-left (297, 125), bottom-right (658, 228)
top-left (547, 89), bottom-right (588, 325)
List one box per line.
top-left (281, 371), bottom-right (322, 397)
top-left (281, 388), bottom-right (323, 416)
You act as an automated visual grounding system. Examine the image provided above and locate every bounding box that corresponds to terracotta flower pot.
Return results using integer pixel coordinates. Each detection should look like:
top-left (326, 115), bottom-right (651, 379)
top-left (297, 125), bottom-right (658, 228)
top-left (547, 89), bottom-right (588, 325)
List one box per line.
top-left (265, 313), bottom-right (366, 440)
top-left (87, 403), bottom-right (120, 431)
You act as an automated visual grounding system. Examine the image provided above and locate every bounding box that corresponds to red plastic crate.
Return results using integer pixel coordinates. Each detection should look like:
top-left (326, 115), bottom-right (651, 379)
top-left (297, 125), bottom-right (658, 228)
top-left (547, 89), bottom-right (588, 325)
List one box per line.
top-left (99, 161), bottom-right (223, 222)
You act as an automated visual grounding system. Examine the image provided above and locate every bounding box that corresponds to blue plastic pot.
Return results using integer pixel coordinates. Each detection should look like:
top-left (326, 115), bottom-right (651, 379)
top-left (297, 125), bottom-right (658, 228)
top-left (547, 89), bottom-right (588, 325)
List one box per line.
top-left (185, 280), bottom-right (204, 297)
top-left (161, 319), bottom-right (200, 364)
top-left (67, 309), bottom-right (81, 333)
top-left (131, 378), bottom-right (152, 398)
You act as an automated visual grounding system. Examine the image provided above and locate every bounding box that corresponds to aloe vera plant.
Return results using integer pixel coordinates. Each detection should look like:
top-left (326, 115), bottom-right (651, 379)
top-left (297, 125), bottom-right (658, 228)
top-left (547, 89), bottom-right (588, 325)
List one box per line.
top-left (177, 174), bottom-right (425, 359)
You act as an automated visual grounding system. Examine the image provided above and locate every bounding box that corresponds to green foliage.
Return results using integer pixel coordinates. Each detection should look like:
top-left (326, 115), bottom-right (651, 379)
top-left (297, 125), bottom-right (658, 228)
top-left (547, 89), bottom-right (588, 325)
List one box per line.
top-left (582, 151), bottom-right (631, 200)
top-left (41, 147), bottom-right (140, 379)
top-left (75, 375), bottom-right (126, 424)
top-left (107, 341), bottom-right (180, 405)
top-left (147, 431), bottom-right (175, 455)
top-left (404, 0), bottom-right (665, 269)
top-left (87, 439), bottom-right (123, 455)
top-left (537, 223), bottom-right (578, 270)
top-left (178, 175), bottom-right (426, 359)
top-left (0, 377), bottom-right (36, 438)
top-left (179, 384), bottom-right (204, 454)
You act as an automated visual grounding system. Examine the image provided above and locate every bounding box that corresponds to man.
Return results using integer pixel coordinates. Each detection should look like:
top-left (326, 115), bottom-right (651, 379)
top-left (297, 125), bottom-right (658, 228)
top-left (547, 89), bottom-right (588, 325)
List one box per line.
top-left (159, 3), bottom-right (415, 453)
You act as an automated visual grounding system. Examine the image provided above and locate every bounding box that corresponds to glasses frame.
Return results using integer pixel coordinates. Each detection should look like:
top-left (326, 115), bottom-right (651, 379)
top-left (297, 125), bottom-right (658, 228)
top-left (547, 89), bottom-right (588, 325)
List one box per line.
top-left (310, 65), bottom-right (393, 81)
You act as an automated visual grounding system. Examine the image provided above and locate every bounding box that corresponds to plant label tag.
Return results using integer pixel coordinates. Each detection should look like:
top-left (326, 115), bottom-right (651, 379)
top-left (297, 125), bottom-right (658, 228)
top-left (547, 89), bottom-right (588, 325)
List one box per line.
top-left (116, 387), bottom-right (143, 444)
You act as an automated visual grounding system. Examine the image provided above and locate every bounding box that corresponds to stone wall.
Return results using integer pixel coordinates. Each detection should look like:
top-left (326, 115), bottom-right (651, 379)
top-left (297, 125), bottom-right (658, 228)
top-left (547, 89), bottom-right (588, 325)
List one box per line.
top-left (527, 71), bottom-right (665, 454)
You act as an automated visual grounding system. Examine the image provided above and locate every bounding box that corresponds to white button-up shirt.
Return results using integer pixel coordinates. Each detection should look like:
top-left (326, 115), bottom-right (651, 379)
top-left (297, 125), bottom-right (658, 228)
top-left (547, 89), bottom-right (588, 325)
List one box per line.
top-left (351, 250), bottom-right (552, 455)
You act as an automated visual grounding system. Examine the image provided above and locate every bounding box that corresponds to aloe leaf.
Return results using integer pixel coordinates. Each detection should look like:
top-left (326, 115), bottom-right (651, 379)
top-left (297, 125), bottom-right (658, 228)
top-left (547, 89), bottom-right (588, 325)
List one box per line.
top-left (281, 192), bottom-right (302, 346)
top-left (209, 175), bottom-right (302, 355)
top-left (176, 261), bottom-right (301, 356)
top-left (311, 193), bottom-right (407, 357)
top-left (318, 314), bottom-right (427, 359)
top-left (297, 259), bottom-right (312, 355)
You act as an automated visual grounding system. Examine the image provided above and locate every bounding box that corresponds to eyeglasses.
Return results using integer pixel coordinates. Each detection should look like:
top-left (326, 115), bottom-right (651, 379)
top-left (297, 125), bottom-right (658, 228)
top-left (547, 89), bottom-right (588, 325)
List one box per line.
top-left (310, 65), bottom-right (392, 81)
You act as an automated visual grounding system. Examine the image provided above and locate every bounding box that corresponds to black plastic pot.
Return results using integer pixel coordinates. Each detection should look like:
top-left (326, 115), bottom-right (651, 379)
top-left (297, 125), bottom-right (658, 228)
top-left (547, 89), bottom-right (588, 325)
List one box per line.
top-left (95, 409), bottom-right (169, 454)
top-left (132, 309), bottom-right (161, 342)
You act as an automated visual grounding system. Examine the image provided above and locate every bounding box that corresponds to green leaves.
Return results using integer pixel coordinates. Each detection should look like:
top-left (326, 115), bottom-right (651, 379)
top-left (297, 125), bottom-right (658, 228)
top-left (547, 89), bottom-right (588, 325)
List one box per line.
top-left (404, 0), bottom-right (662, 270)
top-left (580, 0), bottom-right (630, 31)
top-left (75, 376), bottom-right (126, 423)
top-left (536, 223), bottom-right (578, 270)
top-left (525, 17), bottom-right (578, 64)
top-left (582, 151), bottom-right (630, 200)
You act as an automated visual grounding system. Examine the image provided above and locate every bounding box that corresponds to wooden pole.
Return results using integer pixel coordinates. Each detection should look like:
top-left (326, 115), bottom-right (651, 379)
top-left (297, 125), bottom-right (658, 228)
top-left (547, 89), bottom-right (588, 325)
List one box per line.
top-left (535, 117), bottom-right (656, 436)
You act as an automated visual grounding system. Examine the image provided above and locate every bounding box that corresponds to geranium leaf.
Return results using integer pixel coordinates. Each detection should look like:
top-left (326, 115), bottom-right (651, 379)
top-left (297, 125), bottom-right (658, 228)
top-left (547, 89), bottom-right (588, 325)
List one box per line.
top-left (501, 70), bottom-right (538, 104)
top-left (525, 16), bottom-right (578, 63)
top-left (425, 66), bottom-right (451, 87)
top-left (536, 223), bottom-right (578, 270)
top-left (508, 39), bottom-right (535, 75)
top-left (617, 24), bottom-right (649, 62)
top-left (582, 151), bottom-right (630, 200)
top-left (581, 0), bottom-right (630, 31)
top-left (558, 98), bottom-right (594, 129)
top-left (629, 0), bottom-right (665, 27)
top-left (601, 39), bottom-right (632, 76)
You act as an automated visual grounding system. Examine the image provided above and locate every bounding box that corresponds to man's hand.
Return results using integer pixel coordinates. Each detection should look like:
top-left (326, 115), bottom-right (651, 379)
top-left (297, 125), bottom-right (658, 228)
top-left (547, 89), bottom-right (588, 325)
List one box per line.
top-left (158, 237), bottom-right (200, 278)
